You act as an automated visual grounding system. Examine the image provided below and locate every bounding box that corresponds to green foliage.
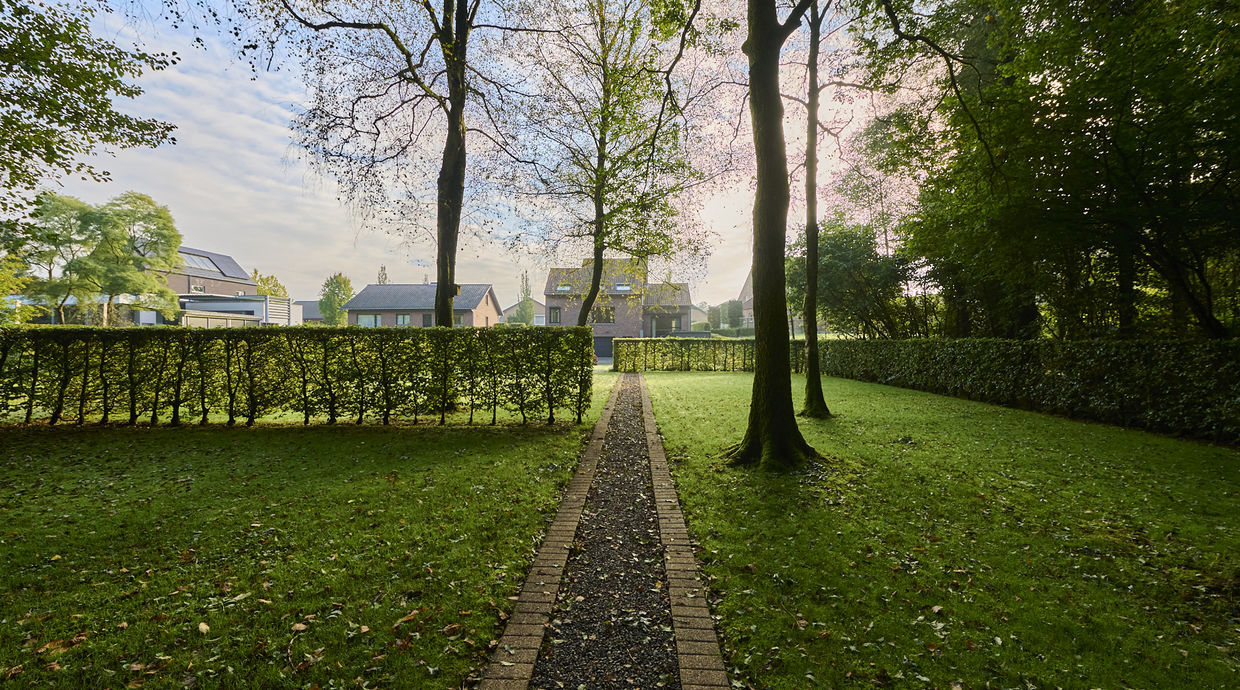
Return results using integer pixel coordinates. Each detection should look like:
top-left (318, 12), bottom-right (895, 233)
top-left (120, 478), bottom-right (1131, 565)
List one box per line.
top-left (506, 0), bottom-right (707, 275)
top-left (712, 326), bottom-right (753, 338)
top-left (251, 269), bottom-right (288, 297)
top-left (4, 192), bottom-right (98, 323)
top-left (318, 273), bottom-right (353, 327)
top-left (76, 191), bottom-right (182, 324)
top-left (645, 372), bottom-right (1239, 687)
top-left (801, 338), bottom-right (1240, 442)
top-left (0, 0), bottom-right (175, 215)
top-left (614, 338), bottom-right (755, 372)
top-left (786, 216), bottom-right (933, 338)
top-left (706, 304), bottom-right (721, 329)
top-left (0, 325), bottom-right (595, 427)
top-left (851, 0), bottom-right (1240, 339)
top-left (0, 373), bottom-right (618, 686)
top-left (508, 271), bottom-right (535, 325)
top-left (724, 299), bottom-right (742, 327)
top-left (0, 254), bottom-right (39, 324)
top-left (614, 337), bottom-right (1240, 441)
top-left (5, 191), bottom-right (182, 324)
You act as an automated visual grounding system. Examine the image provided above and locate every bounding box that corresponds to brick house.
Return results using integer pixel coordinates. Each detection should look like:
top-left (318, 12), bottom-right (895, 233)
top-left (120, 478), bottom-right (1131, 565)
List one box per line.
top-left (343, 283), bottom-right (503, 327)
top-left (544, 258), bottom-right (692, 356)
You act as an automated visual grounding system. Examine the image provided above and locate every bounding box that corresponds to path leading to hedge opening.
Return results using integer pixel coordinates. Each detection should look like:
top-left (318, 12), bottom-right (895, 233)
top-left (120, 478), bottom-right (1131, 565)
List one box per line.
top-left (479, 374), bottom-right (728, 689)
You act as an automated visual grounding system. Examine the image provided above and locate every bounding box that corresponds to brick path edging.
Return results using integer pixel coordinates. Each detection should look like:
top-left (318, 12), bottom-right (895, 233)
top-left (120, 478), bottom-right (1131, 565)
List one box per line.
top-left (477, 378), bottom-right (621, 689)
top-left (638, 374), bottom-right (730, 689)
top-left (478, 374), bottom-right (729, 689)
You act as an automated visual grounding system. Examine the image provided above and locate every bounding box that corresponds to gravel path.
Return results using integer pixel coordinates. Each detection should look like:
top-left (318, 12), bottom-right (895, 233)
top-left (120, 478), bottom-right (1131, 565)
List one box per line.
top-left (528, 375), bottom-right (678, 689)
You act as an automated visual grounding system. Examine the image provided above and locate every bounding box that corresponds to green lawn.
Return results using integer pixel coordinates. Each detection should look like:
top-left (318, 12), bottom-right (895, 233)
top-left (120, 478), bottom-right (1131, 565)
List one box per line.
top-left (0, 373), bottom-right (616, 687)
top-left (645, 372), bottom-right (1238, 688)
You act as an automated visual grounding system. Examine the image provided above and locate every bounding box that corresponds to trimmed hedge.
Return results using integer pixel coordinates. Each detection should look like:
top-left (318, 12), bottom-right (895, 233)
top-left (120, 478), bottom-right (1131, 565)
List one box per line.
top-left (0, 326), bottom-right (594, 426)
top-left (613, 337), bottom-right (1240, 442)
top-left (614, 338), bottom-right (755, 372)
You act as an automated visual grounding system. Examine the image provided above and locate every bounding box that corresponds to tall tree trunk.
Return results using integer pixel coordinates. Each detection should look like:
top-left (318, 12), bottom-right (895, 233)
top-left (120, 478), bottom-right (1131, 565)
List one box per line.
top-left (726, 0), bottom-right (817, 469)
top-left (800, 1), bottom-right (830, 418)
top-left (578, 231), bottom-right (607, 327)
top-left (578, 51), bottom-right (611, 328)
top-left (434, 18), bottom-right (469, 327)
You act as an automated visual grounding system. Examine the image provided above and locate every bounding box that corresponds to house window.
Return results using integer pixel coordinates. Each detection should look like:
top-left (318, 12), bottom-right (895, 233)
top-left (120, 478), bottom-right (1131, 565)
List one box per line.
top-left (190, 284), bottom-right (205, 294)
top-left (454, 314), bottom-right (463, 326)
top-left (555, 283), bottom-right (571, 292)
top-left (549, 307), bottom-right (561, 324)
top-left (485, 316), bottom-right (489, 326)
top-left (614, 283), bottom-right (631, 292)
top-left (422, 313), bottom-right (433, 327)
top-left (357, 314), bottom-right (381, 328)
top-left (591, 306), bottom-right (614, 323)
top-left (396, 313), bottom-right (410, 326)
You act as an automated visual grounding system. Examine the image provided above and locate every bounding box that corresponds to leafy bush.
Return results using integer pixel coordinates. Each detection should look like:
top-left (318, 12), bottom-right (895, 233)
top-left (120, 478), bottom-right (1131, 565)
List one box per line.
top-left (614, 337), bottom-right (1240, 442)
top-left (0, 326), bottom-right (594, 426)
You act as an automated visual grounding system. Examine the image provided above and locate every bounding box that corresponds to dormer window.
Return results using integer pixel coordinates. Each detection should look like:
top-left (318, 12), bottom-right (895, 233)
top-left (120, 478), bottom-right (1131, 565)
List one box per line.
top-left (614, 283), bottom-right (632, 292)
top-left (555, 283), bottom-right (571, 292)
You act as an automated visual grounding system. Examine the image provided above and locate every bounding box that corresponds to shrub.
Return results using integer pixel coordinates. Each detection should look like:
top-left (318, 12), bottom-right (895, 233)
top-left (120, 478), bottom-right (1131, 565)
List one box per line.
top-left (0, 326), bottom-right (593, 426)
top-left (613, 337), bottom-right (1240, 442)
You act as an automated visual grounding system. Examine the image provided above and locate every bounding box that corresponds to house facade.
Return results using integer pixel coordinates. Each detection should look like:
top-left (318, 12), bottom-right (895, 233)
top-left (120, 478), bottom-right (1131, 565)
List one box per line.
top-left (502, 298), bottom-right (546, 325)
top-left (544, 258), bottom-right (693, 356)
top-left (163, 246), bottom-right (258, 297)
top-left (737, 270), bottom-right (754, 327)
top-left (343, 283), bottom-right (504, 327)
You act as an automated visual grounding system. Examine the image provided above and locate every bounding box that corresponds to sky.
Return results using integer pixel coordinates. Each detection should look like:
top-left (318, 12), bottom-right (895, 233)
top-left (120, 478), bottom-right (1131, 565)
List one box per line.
top-left (53, 6), bottom-right (825, 309)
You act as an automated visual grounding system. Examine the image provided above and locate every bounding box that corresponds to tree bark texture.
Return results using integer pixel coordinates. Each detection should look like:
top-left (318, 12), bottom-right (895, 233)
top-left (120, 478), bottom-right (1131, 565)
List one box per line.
top-left (800, 1), bottom-right (830, 418)
top-left (434, 9), bottom-right (470, 327)
top-left (726, 0), bottom-right (816, 469)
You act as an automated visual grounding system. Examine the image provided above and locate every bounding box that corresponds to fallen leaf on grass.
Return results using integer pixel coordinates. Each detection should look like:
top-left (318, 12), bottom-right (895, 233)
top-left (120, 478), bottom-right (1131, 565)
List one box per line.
top-left (198, 623), bottom-right (210, 635)
top-left (117, 622), bottom-right (128, 629)
top-left (44, 662), bottom-right (61, 672)
top-left (291, 623), bottom-right (308, 632)
top-left (393, 611), bottom-right (420, 629)
top-left (360, 626), bottom-right (370, 634)
top-left (441, 624), bottom-right (460, 635)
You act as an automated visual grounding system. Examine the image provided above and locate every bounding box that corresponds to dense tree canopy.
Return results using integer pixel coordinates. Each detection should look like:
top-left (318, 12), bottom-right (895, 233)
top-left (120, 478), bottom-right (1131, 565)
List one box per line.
top-left (845, 0), bottom-right (1240, 339)
top-left (0, 0), bottom-right (175, 216)
top-left (318, 272), bottom-right (353, 326)
top-left (252, 269), bottom-right (289, 297)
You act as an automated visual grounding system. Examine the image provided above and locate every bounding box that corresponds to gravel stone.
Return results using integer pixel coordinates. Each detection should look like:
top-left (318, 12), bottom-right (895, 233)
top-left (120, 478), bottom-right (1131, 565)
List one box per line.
top-left (529, 375), bottom-right (678, 689)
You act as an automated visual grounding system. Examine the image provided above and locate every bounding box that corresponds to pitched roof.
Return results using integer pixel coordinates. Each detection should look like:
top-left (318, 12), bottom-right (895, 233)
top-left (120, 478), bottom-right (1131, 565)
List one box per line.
top-left (294, 300), bottom-right (322, 320)
top-left (642, 282), bottom-right (692, 307)
top-left (177, 246), bottom-right (255, 283)
top-left (737, 269), bottom-right (753, 305)
top-left (544, 258), bottom-right (646, 296)
top-left (343, 283), bottom-right (495, 311)
top-left (502, 298), bottom-right (545, 316)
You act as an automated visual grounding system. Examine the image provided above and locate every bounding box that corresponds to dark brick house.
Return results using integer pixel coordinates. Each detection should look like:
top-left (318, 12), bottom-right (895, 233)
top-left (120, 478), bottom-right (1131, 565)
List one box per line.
top-left (163, 246), bottom-right (258, 297)
top-left (544, 258), bottom-right (692, 356)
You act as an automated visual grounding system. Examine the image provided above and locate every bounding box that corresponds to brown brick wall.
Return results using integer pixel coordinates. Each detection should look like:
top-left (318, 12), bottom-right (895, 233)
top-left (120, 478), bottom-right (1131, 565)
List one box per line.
top-left (546, 295), bottom-right (644, 336)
